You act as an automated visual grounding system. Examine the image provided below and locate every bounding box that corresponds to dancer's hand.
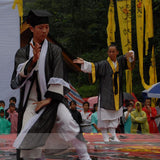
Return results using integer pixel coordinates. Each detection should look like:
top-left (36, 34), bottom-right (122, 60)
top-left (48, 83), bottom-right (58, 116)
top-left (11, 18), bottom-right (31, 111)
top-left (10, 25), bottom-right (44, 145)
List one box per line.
top-left (30, 42), bottom-right (41, 63)
top-left (125, 50), bottom-right (135, 61)
top-left (34, 98), bottom-right (52, 113)
top-left (73, 57), bottom-right (84, 64)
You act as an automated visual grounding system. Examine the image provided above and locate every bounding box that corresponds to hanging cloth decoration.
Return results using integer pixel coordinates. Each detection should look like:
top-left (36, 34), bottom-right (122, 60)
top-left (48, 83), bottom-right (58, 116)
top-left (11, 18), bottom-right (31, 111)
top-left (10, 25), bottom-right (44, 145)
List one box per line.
top-left (136, 0), bottom-right (157, 90)
top-left (116, 0), bottom-right (132, 93)
top-left (12, 0), bottom-right (23, 27)
top-left (143, 0), bottom-right (154, 56)
top-left (106, 0), bottom-right (116, 46)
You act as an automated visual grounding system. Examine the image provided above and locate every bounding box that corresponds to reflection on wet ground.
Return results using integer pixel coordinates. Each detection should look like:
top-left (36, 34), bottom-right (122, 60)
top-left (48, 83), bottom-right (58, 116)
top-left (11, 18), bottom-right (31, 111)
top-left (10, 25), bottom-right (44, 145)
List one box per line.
top-left (0, 133), bottom-right (160, 160)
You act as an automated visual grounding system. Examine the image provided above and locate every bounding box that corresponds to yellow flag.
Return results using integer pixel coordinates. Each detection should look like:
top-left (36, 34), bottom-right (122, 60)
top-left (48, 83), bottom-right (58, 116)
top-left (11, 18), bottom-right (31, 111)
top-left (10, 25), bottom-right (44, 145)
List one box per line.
top-left (107, 0), bottom-right (116, 46)
top-left (143, 0), bottom-right (154, 56)
top-left (116, 0), bottom-right (132, 93)
top-left (12, 0), bottom-right (23, 27)
top-left (136, 0), bottom-right (157, 90)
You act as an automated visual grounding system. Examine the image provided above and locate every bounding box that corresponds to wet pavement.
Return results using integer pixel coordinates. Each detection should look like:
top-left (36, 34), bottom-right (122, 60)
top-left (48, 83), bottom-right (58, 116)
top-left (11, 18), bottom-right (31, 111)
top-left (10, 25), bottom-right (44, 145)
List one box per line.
top-left (0, 133), bottom-right (160, 160)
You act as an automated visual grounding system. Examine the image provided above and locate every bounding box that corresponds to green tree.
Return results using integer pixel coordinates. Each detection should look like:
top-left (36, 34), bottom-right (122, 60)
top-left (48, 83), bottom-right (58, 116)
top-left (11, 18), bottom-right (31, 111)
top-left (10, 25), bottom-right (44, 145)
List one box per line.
top-left (23, 0), bottom-right (160, 100)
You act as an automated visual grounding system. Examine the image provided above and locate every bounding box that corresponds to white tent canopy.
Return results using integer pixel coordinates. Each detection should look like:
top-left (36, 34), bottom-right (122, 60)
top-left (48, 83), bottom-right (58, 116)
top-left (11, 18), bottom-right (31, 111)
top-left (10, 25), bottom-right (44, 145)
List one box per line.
top-left (0, 0), bottom-right (20, 108)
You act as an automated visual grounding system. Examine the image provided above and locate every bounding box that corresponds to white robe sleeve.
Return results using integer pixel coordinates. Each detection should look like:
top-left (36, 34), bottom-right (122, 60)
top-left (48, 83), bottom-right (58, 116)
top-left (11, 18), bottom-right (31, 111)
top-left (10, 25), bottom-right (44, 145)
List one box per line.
top-left (81, 60), bottom-right (92, 73)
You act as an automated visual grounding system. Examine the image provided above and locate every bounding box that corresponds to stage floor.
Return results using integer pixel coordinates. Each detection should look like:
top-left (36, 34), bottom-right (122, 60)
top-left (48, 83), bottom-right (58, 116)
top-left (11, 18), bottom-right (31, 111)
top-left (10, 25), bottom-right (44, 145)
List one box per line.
top-left (0, 133), bottom-right (160, 160)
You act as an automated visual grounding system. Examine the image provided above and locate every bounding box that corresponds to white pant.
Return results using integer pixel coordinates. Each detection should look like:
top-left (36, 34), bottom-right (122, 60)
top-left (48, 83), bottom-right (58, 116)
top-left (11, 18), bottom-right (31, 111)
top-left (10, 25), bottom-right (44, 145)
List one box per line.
top-left (20, 103), bottom-right (80, 158)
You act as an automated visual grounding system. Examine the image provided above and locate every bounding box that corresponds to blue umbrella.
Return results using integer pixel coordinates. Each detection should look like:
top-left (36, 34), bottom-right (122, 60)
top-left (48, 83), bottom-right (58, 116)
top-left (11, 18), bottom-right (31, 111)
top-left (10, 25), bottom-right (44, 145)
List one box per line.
top-left (143, 82), bottom-right (160, 98)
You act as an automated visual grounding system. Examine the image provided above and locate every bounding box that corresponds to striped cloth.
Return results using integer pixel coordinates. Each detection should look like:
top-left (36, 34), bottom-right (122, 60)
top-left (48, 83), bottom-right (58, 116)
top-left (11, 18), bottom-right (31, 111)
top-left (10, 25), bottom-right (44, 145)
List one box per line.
top-left (65, 84), bottom-right (84, 111)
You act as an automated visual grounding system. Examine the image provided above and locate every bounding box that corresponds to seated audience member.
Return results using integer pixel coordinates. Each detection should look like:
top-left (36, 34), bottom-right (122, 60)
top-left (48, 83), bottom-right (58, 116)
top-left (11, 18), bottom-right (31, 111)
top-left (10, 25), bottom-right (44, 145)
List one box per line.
top-left (0, 107), bottom-right (11, 134)
top-left (80, 102), bottom-right (92, 133)
top-left (155, 99), bottom-right (160, 132)
top-left (124, 102), bottom-right (134, 133)
top-left (91, 103), bottom-right (100, 133)
top-left (131, 101), bottom-right (149, 134)
top-left (142, 98), bottom-right (159, 133)
top-left (7, 103), bottom-right (18, 133)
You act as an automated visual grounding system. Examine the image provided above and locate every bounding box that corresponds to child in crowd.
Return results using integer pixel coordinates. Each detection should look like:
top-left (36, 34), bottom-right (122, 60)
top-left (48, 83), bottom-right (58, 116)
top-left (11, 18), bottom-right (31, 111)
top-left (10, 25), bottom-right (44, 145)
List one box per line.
top-left (0, 107), bottom-right (11, 134)
top-left (80, 102), bottom-right (92, 133)
top-left (9, 97), bottom-right (17, 104)
top-left (0, 100), bottom-right (9, 118)
top-left (91, 103), bottom-right (101, 133)
top-left (124, 102), bottom-right (134, 133)
top-left (7, 103), bottom-right (18, 133)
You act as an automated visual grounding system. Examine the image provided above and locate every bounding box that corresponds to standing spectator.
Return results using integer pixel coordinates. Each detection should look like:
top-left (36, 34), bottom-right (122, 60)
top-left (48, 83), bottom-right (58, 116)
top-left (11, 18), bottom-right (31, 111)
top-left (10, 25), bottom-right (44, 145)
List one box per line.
top-left (0, 107), bottom-right (11, 134)
top-left (91, 103), bottom-right (101, 133)
top-left (69, 100), bottom-right (82, 128)
top-left (0, 100), bottom-right (9, 119)
top-left (0, 100), bottom-right (5, 108)
top-left (116, 100), bottom-right (130, 133)
top-left (69, 100), bottom-right (87, 142)
top-left (124, 102), bottom-right (134, 133)
top-left (73, 44), bottom-right (135, 142)
top-left (131, 101), bottom-right (149, 133)
top-left (7, 103), bottom-right (18, 133)
top-left (155, 99), bottom-right (160, 132)
top-left (80, 102), bottom-right (92, 133)
top-left (143, 98), bottom-right (159, 133)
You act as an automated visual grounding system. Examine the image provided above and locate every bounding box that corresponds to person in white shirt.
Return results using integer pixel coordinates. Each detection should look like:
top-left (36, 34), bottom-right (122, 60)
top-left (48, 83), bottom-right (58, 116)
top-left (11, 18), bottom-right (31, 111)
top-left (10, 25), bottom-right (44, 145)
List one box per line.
top-left (80, 101), bottom-right (92, 133)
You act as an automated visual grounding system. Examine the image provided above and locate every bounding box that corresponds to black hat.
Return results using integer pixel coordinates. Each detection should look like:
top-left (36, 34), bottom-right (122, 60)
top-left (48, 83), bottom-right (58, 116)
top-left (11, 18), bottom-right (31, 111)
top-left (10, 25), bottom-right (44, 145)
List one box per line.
top-left (27, 10), bottom-right (52, 27)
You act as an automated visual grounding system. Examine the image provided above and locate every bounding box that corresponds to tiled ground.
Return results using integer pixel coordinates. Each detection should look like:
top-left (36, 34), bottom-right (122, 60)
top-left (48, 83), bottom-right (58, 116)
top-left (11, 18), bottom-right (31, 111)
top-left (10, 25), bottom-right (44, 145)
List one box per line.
top-left (0, 133), bottom-right (160, 160)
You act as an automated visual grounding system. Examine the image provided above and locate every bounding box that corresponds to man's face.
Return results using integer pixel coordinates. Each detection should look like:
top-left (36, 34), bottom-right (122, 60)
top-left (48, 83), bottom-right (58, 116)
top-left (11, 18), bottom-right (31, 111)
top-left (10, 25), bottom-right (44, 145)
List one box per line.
top-left (108, 46), bottom-right (119, 62)
top-left (10, 106), bottom-right (15, 113)
top-left (145, 99), bottom-right (151, 106)
top-left (137, 105), bottom-right (140, 112)
top-left (10, 100), bottom-right (16, 104)
top-left (30, 24), bottom-right (49, 43)
top-left (0, 112), bottom-right (4, 118)
top-left (70, 102), bottom-right (76, 110)
top-left (0, 103), bottom-right (5, 108)
top-left (83, 103), bottom-right (89, 112)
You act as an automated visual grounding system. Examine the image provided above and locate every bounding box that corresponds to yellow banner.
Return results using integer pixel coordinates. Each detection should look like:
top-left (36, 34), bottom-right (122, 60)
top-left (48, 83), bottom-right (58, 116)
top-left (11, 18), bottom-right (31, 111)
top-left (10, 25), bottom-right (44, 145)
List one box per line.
top-left (136, 0), bottom-right (157, 90)
top-left (116, 0), bottom-right (132, 93)
top-left (12, 0), bottom-right (23, 27)
top-left (143, 0), bottom-right (154, 56)
top-left (106, 0), bottom-right (115, 46)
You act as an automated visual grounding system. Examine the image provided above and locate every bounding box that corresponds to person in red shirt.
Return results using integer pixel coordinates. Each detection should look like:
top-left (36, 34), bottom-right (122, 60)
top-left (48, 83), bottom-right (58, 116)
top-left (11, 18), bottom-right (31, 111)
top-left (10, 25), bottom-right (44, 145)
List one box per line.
top-left (142, 98), bottom-right (159, 133)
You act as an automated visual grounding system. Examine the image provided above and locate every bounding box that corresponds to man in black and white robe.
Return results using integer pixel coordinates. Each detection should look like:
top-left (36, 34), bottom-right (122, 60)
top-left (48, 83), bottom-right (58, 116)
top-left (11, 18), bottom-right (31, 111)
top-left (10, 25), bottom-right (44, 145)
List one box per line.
top-left (11, 10), bottom-right (91, 160)
top-left (73, 44), bottom-right (135, 142)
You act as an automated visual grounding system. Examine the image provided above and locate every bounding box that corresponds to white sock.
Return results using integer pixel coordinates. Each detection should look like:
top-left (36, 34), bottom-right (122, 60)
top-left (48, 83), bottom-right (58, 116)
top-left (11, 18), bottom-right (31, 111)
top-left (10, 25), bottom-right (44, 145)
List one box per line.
top-left (70, 138), bottom-right (91, 160)
top-left (109, 128), bottom-right (120, 141)
top-left (101, 128), bottom-right (109, 142)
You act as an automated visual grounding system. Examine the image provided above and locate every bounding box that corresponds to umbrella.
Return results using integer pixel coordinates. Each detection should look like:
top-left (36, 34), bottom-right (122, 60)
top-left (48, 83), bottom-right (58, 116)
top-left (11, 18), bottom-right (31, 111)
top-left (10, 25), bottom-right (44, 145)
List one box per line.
top-left (143, 82), bottom-right (160, 98)
top-left (87, 96), bottom-right (98, 110)
top-left (123, 92), bottom-right (134, 100)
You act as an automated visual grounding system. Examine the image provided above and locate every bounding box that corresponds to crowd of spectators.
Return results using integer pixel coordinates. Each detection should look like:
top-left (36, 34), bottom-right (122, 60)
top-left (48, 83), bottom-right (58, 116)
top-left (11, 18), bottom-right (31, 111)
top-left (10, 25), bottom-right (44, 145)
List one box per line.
top-left (69, 97), bottom-right (160, 135)
top-left (0, 97), bottom-right (18, 134)
top-left (1, 96), bottom-right (160, 135)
